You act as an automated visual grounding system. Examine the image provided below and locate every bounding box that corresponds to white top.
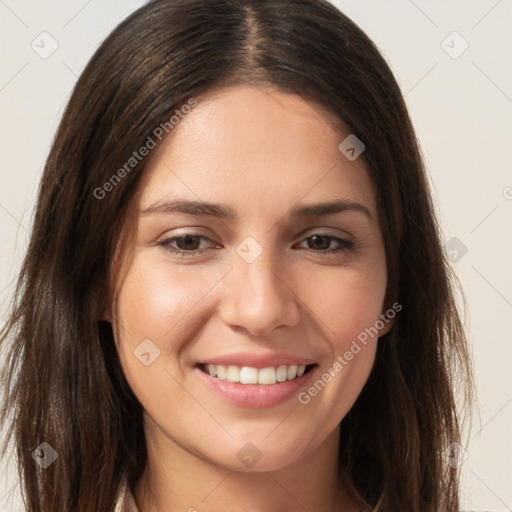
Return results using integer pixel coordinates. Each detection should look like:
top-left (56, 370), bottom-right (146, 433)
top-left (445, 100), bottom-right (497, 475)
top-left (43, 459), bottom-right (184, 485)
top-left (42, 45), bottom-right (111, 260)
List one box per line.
top-left (112, 478), bottom-right (486, 512)
top-left (114, 477), bottom-right (140, 512)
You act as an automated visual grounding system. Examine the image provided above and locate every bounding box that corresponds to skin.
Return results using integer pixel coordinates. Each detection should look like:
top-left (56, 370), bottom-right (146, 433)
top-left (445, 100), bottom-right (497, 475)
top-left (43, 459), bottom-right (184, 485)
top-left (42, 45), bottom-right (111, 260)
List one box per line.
top-left (110, 84), bottom-right (393, 512)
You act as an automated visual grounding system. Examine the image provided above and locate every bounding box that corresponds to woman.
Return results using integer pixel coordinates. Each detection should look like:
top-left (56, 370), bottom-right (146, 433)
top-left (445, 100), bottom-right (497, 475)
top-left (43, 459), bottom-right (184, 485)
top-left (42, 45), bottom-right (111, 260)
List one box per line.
top-left (0, 0), bottom-right (474, 510)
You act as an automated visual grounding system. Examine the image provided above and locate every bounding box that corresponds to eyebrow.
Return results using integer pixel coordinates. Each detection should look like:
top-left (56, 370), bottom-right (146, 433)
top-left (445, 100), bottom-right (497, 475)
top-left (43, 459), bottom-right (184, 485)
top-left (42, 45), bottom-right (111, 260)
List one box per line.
top-left (140, 198), bottom-right (372, 220)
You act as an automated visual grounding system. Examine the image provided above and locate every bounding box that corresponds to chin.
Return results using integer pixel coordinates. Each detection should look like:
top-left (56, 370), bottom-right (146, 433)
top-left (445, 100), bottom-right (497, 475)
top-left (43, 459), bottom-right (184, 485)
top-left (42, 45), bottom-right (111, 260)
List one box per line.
top-left (201, 435), bottom-right (315, 473)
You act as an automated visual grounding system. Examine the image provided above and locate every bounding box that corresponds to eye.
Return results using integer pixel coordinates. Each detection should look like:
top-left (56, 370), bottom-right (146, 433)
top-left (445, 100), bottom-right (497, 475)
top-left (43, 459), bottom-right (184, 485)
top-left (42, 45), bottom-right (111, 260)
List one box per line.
top-left (158, 233), bottom-right (218, 258)
top-left (295, 234), bottom-right (354, 254)
top-left (158, 232), bottom-right (354, 259)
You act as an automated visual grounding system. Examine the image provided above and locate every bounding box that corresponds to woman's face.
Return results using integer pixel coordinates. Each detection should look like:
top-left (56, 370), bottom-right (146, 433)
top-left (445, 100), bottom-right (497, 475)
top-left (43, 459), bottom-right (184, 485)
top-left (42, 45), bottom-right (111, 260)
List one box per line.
top-left (113, 84), bottom-right (391, 472)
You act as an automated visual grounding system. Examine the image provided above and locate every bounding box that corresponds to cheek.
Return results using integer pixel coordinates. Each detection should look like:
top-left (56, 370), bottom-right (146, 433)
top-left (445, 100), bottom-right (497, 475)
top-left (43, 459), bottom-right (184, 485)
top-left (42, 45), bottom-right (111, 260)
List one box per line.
top-left (115, 253), bottom-right (228, 341)
top-left (299, 263), bottom-right (387, 352)
top-left (113, 255), bottom-right (221, 395)
top-left (293, 268), bottom-right (386, 431)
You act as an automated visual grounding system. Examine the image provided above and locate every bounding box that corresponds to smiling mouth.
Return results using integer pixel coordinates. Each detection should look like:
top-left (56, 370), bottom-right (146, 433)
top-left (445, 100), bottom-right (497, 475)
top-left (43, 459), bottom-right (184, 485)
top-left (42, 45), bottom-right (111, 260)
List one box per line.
top-left (198, 363), bottom-right (317, 385)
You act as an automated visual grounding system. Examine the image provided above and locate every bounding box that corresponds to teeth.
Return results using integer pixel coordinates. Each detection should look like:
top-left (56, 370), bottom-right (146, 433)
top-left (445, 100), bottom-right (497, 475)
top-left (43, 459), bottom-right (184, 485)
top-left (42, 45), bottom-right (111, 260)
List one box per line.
top-left (287, 365), bottom-right (298, 380)
top-left (204, 364), bottom-right (310, 384)
top-left (258, 367), bottom-right (276, 385)
top-left (216, 365), bottom-right (226, 379)
top-left (239, 366), bottom-right (258, 384)
top-left (276, 365), bottom-right (287, 382)
top-left (226, 365), bottom-right (240, 383)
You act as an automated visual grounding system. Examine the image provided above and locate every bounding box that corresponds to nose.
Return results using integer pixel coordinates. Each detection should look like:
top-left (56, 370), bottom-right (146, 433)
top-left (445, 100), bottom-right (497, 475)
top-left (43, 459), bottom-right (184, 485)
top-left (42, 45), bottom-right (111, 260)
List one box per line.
top-left (218, 246), bottom-right (301, 337)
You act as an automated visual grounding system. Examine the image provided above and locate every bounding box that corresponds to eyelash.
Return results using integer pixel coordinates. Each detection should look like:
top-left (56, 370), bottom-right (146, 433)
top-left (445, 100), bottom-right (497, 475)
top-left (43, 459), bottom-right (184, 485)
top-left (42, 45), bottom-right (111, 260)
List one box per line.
top-left (157, 232), bottom-right (355, 258)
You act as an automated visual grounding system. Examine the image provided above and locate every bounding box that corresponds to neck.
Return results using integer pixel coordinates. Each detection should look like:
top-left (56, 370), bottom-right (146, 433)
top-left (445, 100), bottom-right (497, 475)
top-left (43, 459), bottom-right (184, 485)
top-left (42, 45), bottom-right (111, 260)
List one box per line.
top-left (134, 416), bottom-right (357, 512)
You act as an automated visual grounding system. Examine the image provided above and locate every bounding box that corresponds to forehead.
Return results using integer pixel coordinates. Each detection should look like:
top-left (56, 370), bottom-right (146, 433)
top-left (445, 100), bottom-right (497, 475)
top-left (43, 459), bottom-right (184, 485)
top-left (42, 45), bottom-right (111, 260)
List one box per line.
top-left (138, 84), bottom-right (377, 221)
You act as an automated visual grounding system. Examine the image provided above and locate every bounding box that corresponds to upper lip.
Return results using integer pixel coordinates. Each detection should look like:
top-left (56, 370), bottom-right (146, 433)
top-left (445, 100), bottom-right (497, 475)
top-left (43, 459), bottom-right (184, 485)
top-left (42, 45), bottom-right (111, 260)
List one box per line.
top-left (198, 352), bottom-right (317, 369)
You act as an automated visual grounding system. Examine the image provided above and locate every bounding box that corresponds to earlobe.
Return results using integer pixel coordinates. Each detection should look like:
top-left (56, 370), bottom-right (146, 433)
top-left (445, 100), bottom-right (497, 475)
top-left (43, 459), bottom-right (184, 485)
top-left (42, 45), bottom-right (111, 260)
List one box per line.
top-left (99, 287), bottom-right (115, 323)
top-left (99, 300), bottom-right (113, 323)
top-left (102, 311), bottom-right (112, 323)
top-left (377, 300), bottom-right (402, 337)
top-left (377, 316), bottom-right (394, 337)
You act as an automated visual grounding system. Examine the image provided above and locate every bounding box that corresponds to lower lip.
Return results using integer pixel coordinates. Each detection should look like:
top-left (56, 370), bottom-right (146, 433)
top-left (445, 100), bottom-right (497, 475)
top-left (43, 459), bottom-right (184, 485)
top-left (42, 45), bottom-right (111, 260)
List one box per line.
top-left (195, 366), bottom-right (317, 408)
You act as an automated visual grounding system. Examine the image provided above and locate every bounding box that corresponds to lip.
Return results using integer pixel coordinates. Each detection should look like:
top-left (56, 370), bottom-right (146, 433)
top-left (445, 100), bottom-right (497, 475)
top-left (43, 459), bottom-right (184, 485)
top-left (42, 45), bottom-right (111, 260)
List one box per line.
top-left (198, 351), bottom-right (316, 369)
top-left (194, 363), bottom-right (318, 408)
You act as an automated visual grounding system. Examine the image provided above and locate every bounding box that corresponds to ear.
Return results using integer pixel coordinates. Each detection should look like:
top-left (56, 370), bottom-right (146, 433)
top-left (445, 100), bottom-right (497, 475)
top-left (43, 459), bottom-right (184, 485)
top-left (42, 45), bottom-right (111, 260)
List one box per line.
top-left (376, 301), bottom-right (401, 337)
top-left (99, 282), bottom-right (116, 323)
top-left (98, 295), bottom-right (113, 323)
top-left (377, 315), bottom-right (394, 337)
top-left (101, 309), bottom-right (113, 323)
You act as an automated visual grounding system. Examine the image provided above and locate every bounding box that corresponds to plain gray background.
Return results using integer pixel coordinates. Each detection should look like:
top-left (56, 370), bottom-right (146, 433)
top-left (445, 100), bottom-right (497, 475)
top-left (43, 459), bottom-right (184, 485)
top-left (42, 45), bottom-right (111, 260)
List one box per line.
top-left (1, 1), bottom-right (511, 510)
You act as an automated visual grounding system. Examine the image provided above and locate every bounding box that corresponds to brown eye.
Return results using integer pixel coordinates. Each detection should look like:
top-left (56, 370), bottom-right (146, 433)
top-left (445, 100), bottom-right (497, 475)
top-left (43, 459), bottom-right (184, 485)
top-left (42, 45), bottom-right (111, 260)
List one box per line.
top-left (297, 234), bottom-right (354, 254)
top-left (158, 233), bottom-right (217, 257)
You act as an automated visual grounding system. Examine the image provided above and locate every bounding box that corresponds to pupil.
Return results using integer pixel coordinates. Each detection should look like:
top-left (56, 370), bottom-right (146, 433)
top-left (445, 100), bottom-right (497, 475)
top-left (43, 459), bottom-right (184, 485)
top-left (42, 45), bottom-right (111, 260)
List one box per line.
top-left (181, 235), bottom-right (199, 250)
top-left (310, 235), bottom-right (329, 250)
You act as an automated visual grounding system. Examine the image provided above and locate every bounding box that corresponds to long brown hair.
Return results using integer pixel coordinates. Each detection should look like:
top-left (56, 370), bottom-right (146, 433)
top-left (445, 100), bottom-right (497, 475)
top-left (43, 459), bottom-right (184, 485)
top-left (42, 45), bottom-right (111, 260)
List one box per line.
top-left (0, 0), bottom-right (474, 510)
